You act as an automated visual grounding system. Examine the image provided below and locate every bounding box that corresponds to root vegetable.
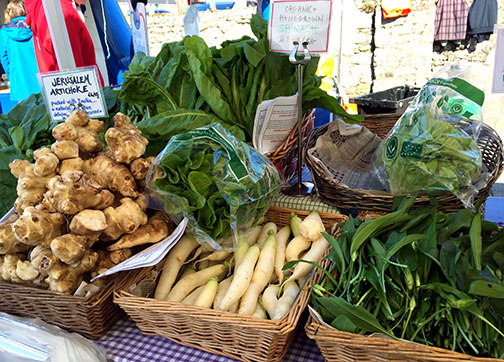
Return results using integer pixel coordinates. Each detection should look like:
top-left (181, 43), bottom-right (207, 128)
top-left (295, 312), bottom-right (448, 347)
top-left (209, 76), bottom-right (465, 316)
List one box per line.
top-left (233, 240), bottom-right (249, 268)
top-left (51, 140), bottom-right (79, 160)
top-left (9, 160), bottom-right (53, 212)
top-left (105, 113), bottom-right (148, 164)
top-left (50, 234), bottom-right (92, 265)
top-left (90, 249), bottom-right (132, 279)
top-left (198, 250), bottom-right (231, 264)
top-left (33, 149), bottom-right (59, 177)
top-left (272, 281), bottom-right (299, 320)
top-left (283, 236), bottom-right (329, 285)
top-left (241, 225), bottom-right (263, 246)
top-left (30, 245), bottom-right (58, 274)
top-left (101, 198), bottom-right (148, 241)
top-left (46, 251), bottom-right (98, 293)
top-left (69, 209), bottom-right (107, 235)
top-left (252, 303), bottom-right (266, 319)
top-left (285, 235), bottom-right (311, 262)
top-left (238, 232), bottom-right (276, 315)
top-left (213, 276), bottom-right (233, 309)
top-left (181, 285), bottom-right (205, 305)
top-left (0, 254), bottom-right (23, 283)
top-left (194, 276), bottom-right (219, 308)
top-left (83, 155), bottom-right (138, 198)
top-left (107, 212), bottom-right (169, 251)
top-left (180, 265), bottom-right (196, 279)
top-left (154, 235), bottom-right (199, 300)
top-left (0, 220), bottom-right (30, 254)
top-left (218, 245), bottom-right (260, 311)
top-left (45, 170), bottom-right (114, 214)
top-left (228, 302), bottom-right (239, 314)
top-left (165, 263), bottom-right (227, 303)
top-left (16, 260), bottom-right (39, 281)
top-left (290, 212), bottom-right (302, 237)
top-left (299, 211), bottom-right (325, 241)
top-left (262, 285), bottom-right (279, 318)
top-left (274, 226), bottom-right (291, 285)
top-left (53, 110), bottom-right (104, 153)
top-left (256, 223), bottom-right (277, 248)
top-left (58, 157), bottom-right (83, 174)
top-left (12, 207), bottom-right (64, 247)
top-left (130, 157), bottom-right (155, 180)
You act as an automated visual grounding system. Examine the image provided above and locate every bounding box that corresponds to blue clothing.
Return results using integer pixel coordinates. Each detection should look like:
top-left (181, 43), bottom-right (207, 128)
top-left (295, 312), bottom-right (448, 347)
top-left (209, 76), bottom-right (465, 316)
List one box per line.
top-left (0, 17), bottom-right (41, 101)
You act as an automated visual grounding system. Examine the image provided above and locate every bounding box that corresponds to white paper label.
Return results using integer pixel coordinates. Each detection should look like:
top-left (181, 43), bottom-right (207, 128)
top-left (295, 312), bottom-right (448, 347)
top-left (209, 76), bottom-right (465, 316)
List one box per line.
top-left (38, 66), bottom-right (108, 122)
top-left (269, 0), bottom-right (332, 53)
top-left (91, 217), bottom-right (188, 281)
top-left (492, 25), bottom-right (504, 94)
top-left (130, 3), bottom-right (150, 56)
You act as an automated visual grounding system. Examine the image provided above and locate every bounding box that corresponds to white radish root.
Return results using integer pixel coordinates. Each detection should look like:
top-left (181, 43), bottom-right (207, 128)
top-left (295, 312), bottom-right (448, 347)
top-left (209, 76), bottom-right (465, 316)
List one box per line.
top-left (299, 211), bottom-right (325, 241)
top-left (285, 235), bottom-right (311, 262)
top-left (274, 226), bottom-right (291, 285)
top-left (272, 281), bottom-right (300, 320)
top-left (194, 276), bottom-right (219, 308)
top-left (256, 223), bottom-right (277, 248)
top-left (262, 285), bottom-right (279, 319)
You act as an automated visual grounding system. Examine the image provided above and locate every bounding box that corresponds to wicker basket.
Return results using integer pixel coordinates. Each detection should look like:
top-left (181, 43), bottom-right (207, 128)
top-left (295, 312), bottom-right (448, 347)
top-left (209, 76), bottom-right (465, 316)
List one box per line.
top-left (0, 270), bottom-right (142, 339)
top-left (114, 207), bottom-right (347, 362)
top-left (306, 114), bottom-right (504, 214)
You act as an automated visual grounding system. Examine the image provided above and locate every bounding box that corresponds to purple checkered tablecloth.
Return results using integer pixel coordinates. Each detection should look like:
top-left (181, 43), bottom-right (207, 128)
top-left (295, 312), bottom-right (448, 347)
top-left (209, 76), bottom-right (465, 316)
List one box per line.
top-left (96, 317), bottom-right (324, 362)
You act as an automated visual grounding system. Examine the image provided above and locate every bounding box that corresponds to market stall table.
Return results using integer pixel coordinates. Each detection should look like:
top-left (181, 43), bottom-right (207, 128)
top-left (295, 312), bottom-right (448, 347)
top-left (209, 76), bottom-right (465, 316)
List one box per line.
top-left (96, 316), bottom-right (324, 362)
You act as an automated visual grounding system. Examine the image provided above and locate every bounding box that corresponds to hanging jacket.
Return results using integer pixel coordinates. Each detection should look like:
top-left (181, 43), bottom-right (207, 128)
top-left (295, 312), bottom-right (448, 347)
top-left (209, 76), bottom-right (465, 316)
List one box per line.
top-left (467, 0), bottom-right (497, 35)
top-left (434, 0), bottom-right (469, 41)
top-left (24, 0), bottom-right (103, 85)
top-left (0, 16), bottom-right (41, 101)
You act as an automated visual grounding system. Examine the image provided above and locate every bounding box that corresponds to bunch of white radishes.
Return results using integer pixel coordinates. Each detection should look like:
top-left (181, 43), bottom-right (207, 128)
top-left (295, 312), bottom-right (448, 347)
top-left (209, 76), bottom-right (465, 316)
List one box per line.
top-left (153, 211), bottom-right (330, 320)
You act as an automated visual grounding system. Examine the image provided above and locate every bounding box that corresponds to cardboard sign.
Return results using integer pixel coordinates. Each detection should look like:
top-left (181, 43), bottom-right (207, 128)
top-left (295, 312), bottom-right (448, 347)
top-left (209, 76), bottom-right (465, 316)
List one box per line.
top-left (492, 25), bottom-right (504, 94)
top-left (269, 0), bottom-right (332, 53)
top-left (38, 66), bottom-right (107, 122)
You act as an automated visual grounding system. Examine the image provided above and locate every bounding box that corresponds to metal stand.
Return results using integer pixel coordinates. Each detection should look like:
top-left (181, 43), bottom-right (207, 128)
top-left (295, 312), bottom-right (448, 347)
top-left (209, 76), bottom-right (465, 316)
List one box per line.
top-left (284, 42), bottom-right (312, 197)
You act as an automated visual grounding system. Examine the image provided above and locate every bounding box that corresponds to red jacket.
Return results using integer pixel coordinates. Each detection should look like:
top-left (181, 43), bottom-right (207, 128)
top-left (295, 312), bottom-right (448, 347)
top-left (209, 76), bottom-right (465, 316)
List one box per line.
top-left (25, 0), bottom-right (103, 85)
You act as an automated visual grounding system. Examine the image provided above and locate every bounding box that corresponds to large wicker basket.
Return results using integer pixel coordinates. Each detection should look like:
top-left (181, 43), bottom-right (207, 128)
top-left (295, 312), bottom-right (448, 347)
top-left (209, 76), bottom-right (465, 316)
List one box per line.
top-left (0, 270), bottom-right (141, 339)
top-left (114, 207), bottom-right (347, 362)
top-left (306, 113), bottom-right (504, 214)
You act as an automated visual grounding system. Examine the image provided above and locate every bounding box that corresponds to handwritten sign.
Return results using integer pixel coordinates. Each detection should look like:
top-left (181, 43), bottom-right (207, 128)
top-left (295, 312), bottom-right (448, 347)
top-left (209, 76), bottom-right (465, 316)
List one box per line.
top-left (269, 0), bottom-right (332, 53)
top-left (492, 25), bottom-right (504, 94)
top-left (38, 66), bottom-right (107, 122)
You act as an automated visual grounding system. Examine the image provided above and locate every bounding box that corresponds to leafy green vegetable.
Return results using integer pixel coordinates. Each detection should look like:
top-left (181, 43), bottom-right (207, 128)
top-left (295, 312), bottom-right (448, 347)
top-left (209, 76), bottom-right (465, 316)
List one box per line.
top-left (119, 14), bottom-right (361, 148)
top-left (376, 108), bottom-right (482, 206)
top-left (310, 198), bottom-right (504, 358)
top-left (149, 123), bottom-right (280, 250)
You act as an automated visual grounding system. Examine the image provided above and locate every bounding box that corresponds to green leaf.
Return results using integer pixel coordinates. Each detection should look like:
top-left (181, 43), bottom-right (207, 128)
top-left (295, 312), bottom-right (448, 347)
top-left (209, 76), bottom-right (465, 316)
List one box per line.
top-left (470, 212), bottom-right (482, 271)
top-left (303, 86), bottom-right (363, 124)
top-left (317, 296), bottom-right (393, 337)
top-left (243, 42), bottom-right (266, 67)
top-left (468, 280), bottom-right (504, 299)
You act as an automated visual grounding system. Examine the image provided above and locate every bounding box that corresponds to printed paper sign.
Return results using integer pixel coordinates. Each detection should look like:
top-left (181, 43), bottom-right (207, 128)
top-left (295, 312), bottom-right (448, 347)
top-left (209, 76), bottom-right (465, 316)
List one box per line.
top-left (38, 66), bottom-right (108, 122)
top-left (269, 0), bottom-right (332, 53)
top-left (492, 25), bottom-right (504, 94)
top-left (130, 2), bottom-right (149, 55)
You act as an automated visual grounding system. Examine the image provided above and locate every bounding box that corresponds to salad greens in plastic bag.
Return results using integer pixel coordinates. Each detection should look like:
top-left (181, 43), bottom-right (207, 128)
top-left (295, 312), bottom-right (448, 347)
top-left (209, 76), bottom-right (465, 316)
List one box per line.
top-left (147, 123), bottom-right (281, 251)
top-left (375, 64), bottom-right (489, 208)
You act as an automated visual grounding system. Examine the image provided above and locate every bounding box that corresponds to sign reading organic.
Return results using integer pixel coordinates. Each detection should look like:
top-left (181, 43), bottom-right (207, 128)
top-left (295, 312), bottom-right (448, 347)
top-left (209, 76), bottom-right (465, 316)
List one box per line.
top-left (38, 67), bottom-right (107, 122)
top-left (269, 0), bottom-right (332, 53)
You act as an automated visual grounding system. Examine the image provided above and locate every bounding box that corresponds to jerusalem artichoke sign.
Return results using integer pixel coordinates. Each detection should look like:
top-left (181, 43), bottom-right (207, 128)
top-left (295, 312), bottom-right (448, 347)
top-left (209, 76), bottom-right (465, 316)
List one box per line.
top-left (0, 110), bottom-right (171, 295)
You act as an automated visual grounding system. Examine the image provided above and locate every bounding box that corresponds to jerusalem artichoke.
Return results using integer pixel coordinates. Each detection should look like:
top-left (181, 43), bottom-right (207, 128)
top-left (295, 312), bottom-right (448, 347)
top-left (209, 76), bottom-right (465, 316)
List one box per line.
top-left (50, 234), bottom-right (93, 265)
top-left (51, 140), bottom-right (79, 160)
top-left (12, 207), bottom-right (64, 247)
top-left (101, 198), bottom-right (148, 241)
top-left (105, 112), bottom-right (148, 164)
top-left (69, 209), bottom-right (107, 236)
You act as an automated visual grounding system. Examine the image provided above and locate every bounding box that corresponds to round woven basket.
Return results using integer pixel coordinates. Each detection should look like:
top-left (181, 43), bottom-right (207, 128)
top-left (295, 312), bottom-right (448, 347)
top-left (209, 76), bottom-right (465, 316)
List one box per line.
top-left (305, 113), bottom-right (504, 214)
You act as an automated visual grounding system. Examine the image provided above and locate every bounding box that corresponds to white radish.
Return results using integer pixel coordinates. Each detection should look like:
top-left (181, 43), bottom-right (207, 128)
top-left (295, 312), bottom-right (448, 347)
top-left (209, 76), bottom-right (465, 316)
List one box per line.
top-left (283, 235), bottom-right (329, 285)
top-left (256, 223), bottom-right (277, 248)
top-left (275, 226), bottom-right (291, 284)
top-left (239, 225), bottom-right (263, 246)
top-left (213, 276), bottom-right (233, 309)
top-left (219, 245), bottom-right (260, 311)
top-left (166, 263), bottom-right (227, 303)
top-left (180, 265), bottom-right (197, 279)
top-left (285, 235), bottom-right (311, 262)
top-left (181, 285), bottom-right (205, 305)
top-left (238, 231), bottom-right (276, 315)
top-left (272, 281), bottom-right (300, 320)
top-left (252, 303), bottom-right (266, 319)
top-left (184, 245), bottom-right (207, 264)
top-left (228, 301), bottom-right (239, 314)
top-left (154, 235), bottom-right (199, 300)
top-left (262, 285), bottom-right (279, 318)
top-left (194, 276), bottom-right (219, 308)
top-left (290, 212), bottom-right (302, 237)
top-left (233, 240), bottom-right (249, 268)
top-left (198, 250), bottom-right (231, 263)
top-left (299, 211), bottom-right (325, 241)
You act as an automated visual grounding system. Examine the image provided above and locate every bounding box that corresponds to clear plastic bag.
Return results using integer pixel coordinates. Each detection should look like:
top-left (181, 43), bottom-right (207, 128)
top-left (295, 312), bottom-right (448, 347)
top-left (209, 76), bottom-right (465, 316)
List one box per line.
top-left (0, 312), bottom-right (107, 362)
top-left (146, 123), bottom-right (281, 251)
top-left (374, 63), bottom-right (490, 209)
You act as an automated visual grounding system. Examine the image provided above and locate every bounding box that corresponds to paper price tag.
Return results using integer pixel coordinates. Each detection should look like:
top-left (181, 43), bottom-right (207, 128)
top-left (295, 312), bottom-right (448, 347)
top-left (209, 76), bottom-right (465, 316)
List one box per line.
top-left (269, 0), bottom-right (333, 53)
top-left (492, 25), bottom-right (504, 94)
top-left (91, 217), bottom-right (188, 281)
top-left (38, 66), bottom-right (108, 122)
